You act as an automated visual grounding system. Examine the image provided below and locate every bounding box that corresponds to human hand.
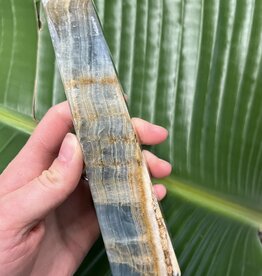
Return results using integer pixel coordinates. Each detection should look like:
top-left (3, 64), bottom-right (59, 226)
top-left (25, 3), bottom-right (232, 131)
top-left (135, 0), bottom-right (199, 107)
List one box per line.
top-left (0, 101), bottom-right (172, 275)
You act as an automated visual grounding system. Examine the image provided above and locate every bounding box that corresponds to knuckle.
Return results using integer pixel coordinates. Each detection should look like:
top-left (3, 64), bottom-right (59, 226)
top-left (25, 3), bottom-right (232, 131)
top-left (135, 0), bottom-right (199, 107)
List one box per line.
top-left (47, 104), bottom-right (60, 116)
top-left (47, 104), bottom-right (72, 130)
top-left (37, 169), bottom-right (63, 190)
top-left (47, 105), bottom-right (64, 124)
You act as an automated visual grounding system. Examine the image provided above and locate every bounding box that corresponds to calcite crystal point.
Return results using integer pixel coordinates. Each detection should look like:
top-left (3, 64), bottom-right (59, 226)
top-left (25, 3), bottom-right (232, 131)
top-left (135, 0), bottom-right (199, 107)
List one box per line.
top-left (42, 0), bottom-right (180, 275)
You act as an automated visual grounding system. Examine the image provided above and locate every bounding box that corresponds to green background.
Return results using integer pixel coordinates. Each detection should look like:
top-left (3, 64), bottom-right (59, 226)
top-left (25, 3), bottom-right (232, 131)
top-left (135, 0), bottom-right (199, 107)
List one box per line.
top-left (0, 0), bottom-right (261, 275)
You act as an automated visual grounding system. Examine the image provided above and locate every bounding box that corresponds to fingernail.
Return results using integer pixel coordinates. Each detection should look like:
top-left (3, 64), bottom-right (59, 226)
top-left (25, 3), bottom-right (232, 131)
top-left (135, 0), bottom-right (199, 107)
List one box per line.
top-left (58, 133), bottom-right (77, 162)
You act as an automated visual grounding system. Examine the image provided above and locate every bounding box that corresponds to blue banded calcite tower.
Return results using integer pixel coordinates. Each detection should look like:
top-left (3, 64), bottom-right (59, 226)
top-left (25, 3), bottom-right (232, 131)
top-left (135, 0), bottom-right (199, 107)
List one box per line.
top-left (42, 0), bottom-right (180, 275)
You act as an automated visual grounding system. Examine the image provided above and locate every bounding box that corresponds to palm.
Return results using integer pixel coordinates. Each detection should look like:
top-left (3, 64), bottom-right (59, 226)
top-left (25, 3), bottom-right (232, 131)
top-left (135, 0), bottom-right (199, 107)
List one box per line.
top-left (0, 103), bottom-right (171, 275)
top-left (32, 180), bottom-right (99, 275)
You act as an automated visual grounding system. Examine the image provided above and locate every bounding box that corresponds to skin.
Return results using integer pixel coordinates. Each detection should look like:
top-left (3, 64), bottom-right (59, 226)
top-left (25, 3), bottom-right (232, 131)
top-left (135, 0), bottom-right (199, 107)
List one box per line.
top-left (0, 102), bottom-right (172, 276)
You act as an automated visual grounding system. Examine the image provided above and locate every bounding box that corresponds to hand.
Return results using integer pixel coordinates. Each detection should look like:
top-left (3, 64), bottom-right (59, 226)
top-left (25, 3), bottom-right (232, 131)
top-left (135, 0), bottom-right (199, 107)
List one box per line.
top-left (0, 102), bottom-right (172, 275)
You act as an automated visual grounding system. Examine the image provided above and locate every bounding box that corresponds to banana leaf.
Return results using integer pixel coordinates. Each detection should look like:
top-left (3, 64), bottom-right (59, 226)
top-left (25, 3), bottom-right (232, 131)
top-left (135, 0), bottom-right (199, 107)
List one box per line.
top-left (0, 0), bottom-right (261, 275)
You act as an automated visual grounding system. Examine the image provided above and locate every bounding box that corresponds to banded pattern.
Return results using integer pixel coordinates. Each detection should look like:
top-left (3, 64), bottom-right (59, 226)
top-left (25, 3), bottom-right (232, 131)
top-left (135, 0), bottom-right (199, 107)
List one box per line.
top-left (42, 0), bottom-right (180, 275)
top-left (1, 0), bottom-right (262, 275)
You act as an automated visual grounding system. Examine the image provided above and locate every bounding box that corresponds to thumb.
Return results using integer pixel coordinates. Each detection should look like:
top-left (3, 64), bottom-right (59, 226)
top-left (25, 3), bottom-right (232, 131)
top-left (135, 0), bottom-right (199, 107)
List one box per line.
top-left (2, 133), bottom-right (84, 228)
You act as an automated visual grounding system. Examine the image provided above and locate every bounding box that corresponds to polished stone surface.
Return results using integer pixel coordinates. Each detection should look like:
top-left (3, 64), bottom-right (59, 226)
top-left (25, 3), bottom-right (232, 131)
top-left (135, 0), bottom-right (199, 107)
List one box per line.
top-left (42, 1), bottom-right (180, 275)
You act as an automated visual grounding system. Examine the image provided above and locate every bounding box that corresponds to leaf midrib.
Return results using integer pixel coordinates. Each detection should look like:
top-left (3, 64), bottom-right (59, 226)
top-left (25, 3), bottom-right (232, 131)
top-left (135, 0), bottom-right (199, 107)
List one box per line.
top-left (0, 105), bottom-right (36, 134)
top-left (165, 177), bottom-right (262, 228)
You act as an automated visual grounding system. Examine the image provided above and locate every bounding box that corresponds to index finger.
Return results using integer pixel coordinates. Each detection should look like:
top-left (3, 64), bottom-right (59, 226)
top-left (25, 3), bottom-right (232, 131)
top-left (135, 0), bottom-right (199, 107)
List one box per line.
top-left (131, 118), bottom-right (168, 145)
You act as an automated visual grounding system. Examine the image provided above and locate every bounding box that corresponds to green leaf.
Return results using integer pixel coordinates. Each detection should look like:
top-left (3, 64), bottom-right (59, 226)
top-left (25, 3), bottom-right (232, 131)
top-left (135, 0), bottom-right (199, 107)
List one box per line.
top-left (0, 0), bottom-right (38, 115)
top-left (0, 0), bottom-right (37, 170)
top-left (0, 0), bottom-right (261, 275)
top-left (33, 2), bottom-right (65, 119)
